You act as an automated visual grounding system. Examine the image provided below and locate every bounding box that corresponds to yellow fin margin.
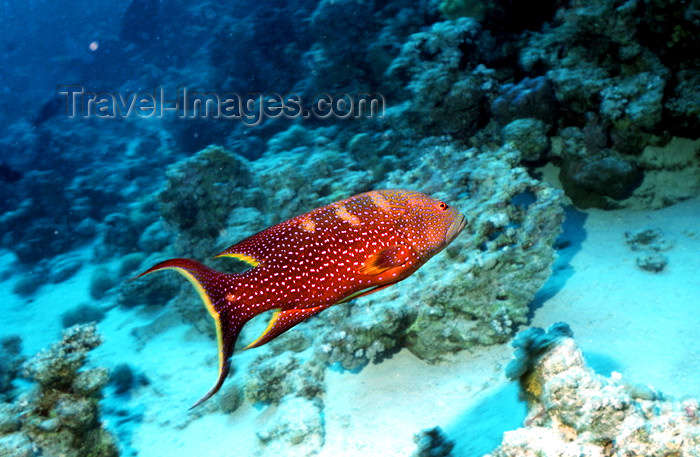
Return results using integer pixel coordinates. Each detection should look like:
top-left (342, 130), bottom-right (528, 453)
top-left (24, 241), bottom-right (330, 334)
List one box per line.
top-left (244, 309), bottom-right (281, 350)
top-left (162, 266), bottom-right (226, 391)
top-left (215, 252), bottom-right (260, 267)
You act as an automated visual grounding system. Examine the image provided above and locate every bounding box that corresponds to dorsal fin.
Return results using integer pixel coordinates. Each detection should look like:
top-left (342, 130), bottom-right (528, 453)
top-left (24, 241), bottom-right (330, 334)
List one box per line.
top-left (213, 220), bottom-right (301, 266)
top-left (215, 252), bottom-right (260, 267)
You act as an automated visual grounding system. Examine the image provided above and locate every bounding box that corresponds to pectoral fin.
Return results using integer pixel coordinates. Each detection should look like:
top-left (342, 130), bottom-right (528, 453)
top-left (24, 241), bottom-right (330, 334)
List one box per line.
top-left (358, 245), bottom-right (411, 276)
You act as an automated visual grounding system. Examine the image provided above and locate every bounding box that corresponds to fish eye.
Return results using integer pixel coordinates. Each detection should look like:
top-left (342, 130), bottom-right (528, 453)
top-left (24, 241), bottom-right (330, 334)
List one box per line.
top-left (437, 202), bottom-right (448, 211)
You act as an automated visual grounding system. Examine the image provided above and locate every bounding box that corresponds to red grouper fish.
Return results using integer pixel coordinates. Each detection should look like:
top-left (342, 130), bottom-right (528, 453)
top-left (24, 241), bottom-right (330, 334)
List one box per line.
top-left (139, 189), bottom-right (466, 407)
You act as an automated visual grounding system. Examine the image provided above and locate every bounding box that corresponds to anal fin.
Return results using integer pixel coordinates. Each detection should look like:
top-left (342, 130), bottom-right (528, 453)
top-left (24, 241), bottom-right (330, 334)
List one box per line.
top-left (245, 305), bottom-right (329, 350)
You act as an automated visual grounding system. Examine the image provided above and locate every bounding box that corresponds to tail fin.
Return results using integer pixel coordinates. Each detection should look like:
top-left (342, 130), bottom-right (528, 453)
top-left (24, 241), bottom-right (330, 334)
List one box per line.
top-left (138, 258), bottom-right (244, 408)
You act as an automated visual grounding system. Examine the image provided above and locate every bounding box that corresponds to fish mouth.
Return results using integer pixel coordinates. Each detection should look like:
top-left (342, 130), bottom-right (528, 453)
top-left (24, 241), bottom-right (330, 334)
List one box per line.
top-left (446, 212), bottom-right (467, 243)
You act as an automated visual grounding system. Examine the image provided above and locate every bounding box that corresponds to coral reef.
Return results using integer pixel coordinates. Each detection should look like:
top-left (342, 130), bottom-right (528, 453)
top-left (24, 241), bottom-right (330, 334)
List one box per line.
top-left (520, 0), bottom-right (698, 208)
top-left (491, 77), bottom-right (557, 128)
top-left (244, 351), bottom-right (325, 406)
top-left (504, 322), bottom-right (573, 381)
top-left (0, 324), bottom-right (119, 457)
top-left (388, 140), bottom-right (565, 361)
top-left (487, 324), bottom-right (700, 456)
top-left (385, 17), bottom-right (496, 139)
top-left (157, 144), bottom-right (255, 256)
top-left (501, 118), bottom-right (550, 162)
top-left (240, 335), bottom-right (326, 454)
top-left (314, 298), bottom-right (415, 371)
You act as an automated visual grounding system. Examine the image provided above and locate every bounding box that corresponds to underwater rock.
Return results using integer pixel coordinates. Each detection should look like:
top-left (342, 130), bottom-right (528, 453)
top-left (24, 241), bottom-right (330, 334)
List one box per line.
top-left (101, 212), bottom-right (142, 255)
top-left (110, 363), bottom-right (135, 395)
top-left (600, 71), bottom-right (667, 154)
top-left (158, 145), bottom-right (255, 258)
top-left (14, 324), bottom-right (118, 457)
top-left (385, 18), bottom-right (495, 138)
top-left (97, 195), bottom-right (164, 258)
top-left (47, 252), bottom-right (83, 284)
top-left (266, 124), bottom-right (315, 155)
top-left (557, 131), bottom-right (699, 210)
top-left (438, 0), bottom-right (491, 21)
top-left (624, 227), bottom-right (673, 273)
top-left (491, 77), bottom-right (557, 127)
top-left (629, 137), bottom-right (700, 209)
top-left (563, 154), bottom-right (644, 202)
top-left (515, 0), bottom-right (698, 209)
top-left (384, 140), bottom-right (564, 361)
top-left (116, 260), bottom-right (181, 309)
top-left (346, 133), bottom-right (374, 162)
top-left (487, 326), bottom-right (700, 456)
top-left (289, 139), bottom-right (564, 366)
top-left (61, 303), bottom-right (106, 328)
top-left (218, 384), bottom-right (243, 414)
top-left (256, 396), bottom-right (325, 456)
top-left (666, 70), bottom-right (700, 137)
top-left (556, 123), bottom-right (645, 207)
top-left (315, 299), bottom-right (416, 371)
top-left (118, 252), bottom-right (147, 277)
top-left (0, 404), bottom-right (21, 435)
top-left (306, 0), bottom-right (434, 92)
top-left (137, 219), bottom-right (171, 254)
top-left (308, 0), bottom-right (369, 87)
top-left (412, 426), bottom-right (455, 457)
top-left (0, 432), bottom-right (33, 457)
top-left (245, 351), bottom-right (325, 406)
top-left (504, 322), bottom-right (573, 382)
top-left (635, 253), bottom-right (667, 273)
top-left (22, 324), bottom-right (103, 390)
top-left (502, 118), bottom-right (550, 162)
top-left (624, 227), bottom-right (674, 252)
top-left (89, 266), bottom-right (117, 300)
top-left (0, 336), bottom-right (23, 402)
top-left (11, 274), bottom-right (42, 298)
top-left (0, 172), bottom-right (75, 264)
top-left (251, 133), bottom-right (376, 222)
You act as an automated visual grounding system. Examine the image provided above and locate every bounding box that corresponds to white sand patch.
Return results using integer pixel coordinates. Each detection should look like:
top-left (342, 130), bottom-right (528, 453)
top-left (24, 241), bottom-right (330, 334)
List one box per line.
top-left (1, 246), bottom-right (99, 355)
top-left (531, 197), bottom-right (700, 398)
top-left (321, 345), bottom-right (515, 457)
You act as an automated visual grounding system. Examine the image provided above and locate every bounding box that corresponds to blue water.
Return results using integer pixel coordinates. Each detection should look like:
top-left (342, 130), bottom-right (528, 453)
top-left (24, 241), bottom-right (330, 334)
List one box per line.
top-left (1, 1), bottom-right (698, 456)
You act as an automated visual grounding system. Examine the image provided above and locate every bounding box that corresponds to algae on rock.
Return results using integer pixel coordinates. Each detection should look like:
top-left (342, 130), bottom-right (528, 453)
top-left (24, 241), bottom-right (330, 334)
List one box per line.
top-left (5, 324), bottom-right (120, 457)
top-left (486, 324), bottom-right (700, 456)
